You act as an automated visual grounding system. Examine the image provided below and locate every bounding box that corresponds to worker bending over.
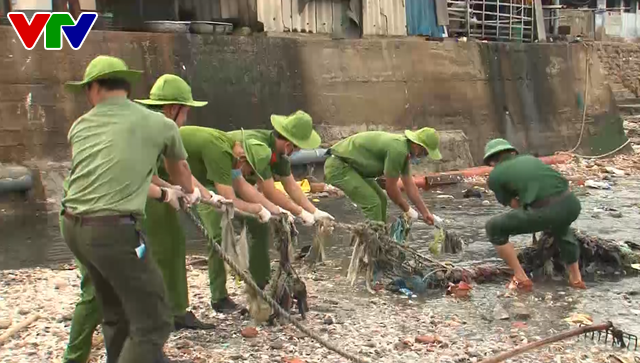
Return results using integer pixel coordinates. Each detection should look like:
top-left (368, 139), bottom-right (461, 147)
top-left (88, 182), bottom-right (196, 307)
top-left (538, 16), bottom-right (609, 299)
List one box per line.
top-left (227, 110), bottom-right (333, 225)
top-left (324, 128), bottom-right (442, 224)
top-left (180, 126), bottom-right (280, 313)
top-left (483, 138), bottom-right (585, 291)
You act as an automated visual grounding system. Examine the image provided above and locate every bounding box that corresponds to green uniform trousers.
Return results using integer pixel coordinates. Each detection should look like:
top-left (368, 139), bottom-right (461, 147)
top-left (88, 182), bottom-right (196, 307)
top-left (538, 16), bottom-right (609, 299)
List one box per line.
top-left (485, 192), bottom-right (582, 264)
top-left (142, 199), bottom-right (189, 316)
top-left (324, 156), bottom-right (388, 222)
top-left (195, 203), bottom-right (271, 302)
top-left (61, 213), bottom-right (172, 363)
top-left (62, 260), bottom-right (102, 363)
top-left (62, 201), bottom-right (188, 363)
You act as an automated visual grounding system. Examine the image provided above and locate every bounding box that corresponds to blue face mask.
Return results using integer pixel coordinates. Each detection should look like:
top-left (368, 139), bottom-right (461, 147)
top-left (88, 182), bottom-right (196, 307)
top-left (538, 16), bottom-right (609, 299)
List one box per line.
top-left (410, 156), bottom-right (421, 165)
top-left (231, 168), bottom-right (242, 180)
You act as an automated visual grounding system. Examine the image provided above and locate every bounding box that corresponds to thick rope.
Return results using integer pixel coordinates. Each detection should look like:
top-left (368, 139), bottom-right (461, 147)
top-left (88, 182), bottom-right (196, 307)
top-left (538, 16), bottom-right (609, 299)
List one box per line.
top-left (184, 209), bottom-right (370, 363)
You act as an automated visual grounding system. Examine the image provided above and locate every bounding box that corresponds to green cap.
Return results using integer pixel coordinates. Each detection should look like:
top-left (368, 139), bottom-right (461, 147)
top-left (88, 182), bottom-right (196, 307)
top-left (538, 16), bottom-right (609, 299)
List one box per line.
top-left (270, 110), bottom-right (321, 149)
top-left (242, 129), bottom-right (273, 181)
top-left (405, 127), bottom-right (442, 161)
top-left (483, 138), bottom-right (518, 164)
top-left (134, 74), bottom-right (208, 107)
top-left (65, 55), bottom-right (142, 92)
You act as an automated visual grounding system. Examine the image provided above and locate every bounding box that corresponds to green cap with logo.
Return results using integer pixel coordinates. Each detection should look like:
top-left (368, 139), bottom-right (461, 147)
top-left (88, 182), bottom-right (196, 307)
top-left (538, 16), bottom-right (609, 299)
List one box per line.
top-left (405, 127), bottom-right (442, 161)
top-left (135, 74), bottom-right (208, 107)
top-left (483, 138), bottom-right (518, 165)
top-left (65, 55), bottom-right (142, 92)
top-left (270, 110), bottom-right (321, 149)
top-left (242, 129), bottom-right (273, 181)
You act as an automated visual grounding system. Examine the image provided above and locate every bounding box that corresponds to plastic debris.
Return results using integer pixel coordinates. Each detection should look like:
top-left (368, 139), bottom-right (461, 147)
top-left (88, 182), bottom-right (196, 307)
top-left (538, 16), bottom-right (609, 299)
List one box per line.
top-left (564, 313), bottom-right (593, 326)
top-left (585, 180), bottom-right (612, 190)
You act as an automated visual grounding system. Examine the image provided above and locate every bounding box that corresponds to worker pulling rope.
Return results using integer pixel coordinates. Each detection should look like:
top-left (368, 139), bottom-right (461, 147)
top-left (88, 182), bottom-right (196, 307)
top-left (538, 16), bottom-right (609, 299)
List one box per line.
top-left (184, 208), bottom-right (371, 363)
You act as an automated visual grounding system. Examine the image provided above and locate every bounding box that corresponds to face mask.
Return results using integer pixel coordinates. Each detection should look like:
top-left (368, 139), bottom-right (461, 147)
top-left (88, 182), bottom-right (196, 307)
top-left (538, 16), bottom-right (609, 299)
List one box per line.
top-left (231, 168), bottom-right (242, 180)
top-left (410, 156), bottom-right (421, 165)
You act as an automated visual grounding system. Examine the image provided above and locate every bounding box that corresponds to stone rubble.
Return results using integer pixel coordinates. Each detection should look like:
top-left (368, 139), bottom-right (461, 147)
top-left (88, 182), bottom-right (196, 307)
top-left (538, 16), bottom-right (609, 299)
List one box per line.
top-left (1, 260), bottom-right (638, 363)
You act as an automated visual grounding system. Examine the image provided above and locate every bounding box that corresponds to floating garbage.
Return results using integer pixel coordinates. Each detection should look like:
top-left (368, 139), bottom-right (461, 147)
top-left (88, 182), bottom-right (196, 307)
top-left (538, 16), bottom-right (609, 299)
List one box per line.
top-left (585, 180), bottom-right (612, 190)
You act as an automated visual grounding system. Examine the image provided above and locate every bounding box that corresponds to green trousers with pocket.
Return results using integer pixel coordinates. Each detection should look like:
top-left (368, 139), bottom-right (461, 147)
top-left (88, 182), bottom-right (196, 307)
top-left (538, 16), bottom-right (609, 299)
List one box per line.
top-left (62, 200), bottom-right (188, 363)
top-left (324, 156), bottom-right (388, 222)
top-left (195, 203), bottom-right (271, 303)
top-left (61, 213), bottom-right (173, 363)
top-left (485, 192), bottom-right (582, 264)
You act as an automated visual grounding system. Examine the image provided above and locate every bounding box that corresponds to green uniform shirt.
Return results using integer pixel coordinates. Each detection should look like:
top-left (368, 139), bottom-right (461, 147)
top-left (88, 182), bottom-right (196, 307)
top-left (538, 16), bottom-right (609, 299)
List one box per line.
top-left (487, 155), bottom-right (568, 207)
top-left (63, 97), bottom-right (187, 217)
top-left (330, 131), bottom-right (411, 179)
top-left (227, 129), bottom-right (291, 179)
top-left (180, 126), bottom-right (236, 188)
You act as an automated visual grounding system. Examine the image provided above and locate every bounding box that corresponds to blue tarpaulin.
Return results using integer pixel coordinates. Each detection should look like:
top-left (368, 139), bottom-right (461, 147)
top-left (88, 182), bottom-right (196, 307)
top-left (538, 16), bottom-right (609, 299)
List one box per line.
top-left (406, 0), bottom-right (445, 37)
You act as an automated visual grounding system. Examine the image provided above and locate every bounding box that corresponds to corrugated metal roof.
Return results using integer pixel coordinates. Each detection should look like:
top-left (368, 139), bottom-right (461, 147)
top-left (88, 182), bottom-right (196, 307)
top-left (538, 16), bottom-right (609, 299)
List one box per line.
top-left (258, 0), bottom-right (340, 34)
top-left (257, 0), bottom-right (285, 32)
top-left (362, 0), bottom-right (407, 36)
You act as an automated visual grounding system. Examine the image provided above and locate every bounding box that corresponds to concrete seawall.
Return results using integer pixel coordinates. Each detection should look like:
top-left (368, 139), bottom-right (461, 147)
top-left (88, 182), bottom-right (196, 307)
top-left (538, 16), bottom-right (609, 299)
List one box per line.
top-left (0, 26), bottom-right (628, 204)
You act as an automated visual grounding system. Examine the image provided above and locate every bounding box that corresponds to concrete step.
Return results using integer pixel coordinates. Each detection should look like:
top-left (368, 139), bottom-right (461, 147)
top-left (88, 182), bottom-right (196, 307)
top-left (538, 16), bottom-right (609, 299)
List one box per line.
top-left (616, 97), bottom-right (640, 106)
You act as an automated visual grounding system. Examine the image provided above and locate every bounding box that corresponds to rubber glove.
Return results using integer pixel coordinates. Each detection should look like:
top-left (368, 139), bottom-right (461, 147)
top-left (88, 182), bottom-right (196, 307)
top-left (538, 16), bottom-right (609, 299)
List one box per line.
top-left (298, 209), bottom-right (315, 226)
top-left (405, 207), bottom-right (419, 221)
top-left (202, 190), bottom-right (231, 207)
top-left (257, 207), bottom-right (272, 223)
top-left (279, 207), bottom-right (296, 224)
top-left (313, 208), bottom-right (334, 221)
top-left (432, 214), bottom-right (444, 227)
top-left (162, 187), bottom-right (185, 211)
top-left (185, 187), bottom-right (202, 206)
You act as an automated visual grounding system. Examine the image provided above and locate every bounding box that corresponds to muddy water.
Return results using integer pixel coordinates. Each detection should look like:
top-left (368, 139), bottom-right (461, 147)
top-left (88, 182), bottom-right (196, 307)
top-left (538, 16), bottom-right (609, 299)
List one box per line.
top-left (1, 178), bottom-right (639, 341)
top-left (308, 177), bottom-right (640, 341)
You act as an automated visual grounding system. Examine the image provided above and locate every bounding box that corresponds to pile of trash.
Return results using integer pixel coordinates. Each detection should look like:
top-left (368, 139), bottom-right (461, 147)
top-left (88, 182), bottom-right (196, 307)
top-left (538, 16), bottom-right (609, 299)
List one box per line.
top-left (519, 229), bottom-right (640, 279)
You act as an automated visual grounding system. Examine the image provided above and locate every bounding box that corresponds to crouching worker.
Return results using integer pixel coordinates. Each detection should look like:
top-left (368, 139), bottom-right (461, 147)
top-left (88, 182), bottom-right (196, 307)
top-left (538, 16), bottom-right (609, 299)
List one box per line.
top-left (324, 128), bottom-right (442, 224)
top-left (483, 139), bottom-right (586, 291)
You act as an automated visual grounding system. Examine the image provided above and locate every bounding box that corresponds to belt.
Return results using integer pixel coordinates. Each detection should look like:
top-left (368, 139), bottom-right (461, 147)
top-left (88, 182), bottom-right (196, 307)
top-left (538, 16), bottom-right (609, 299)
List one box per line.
top-left (62, 209), bottom-right (136, 226)
top-left (528, 190), bottom-right (571, 209)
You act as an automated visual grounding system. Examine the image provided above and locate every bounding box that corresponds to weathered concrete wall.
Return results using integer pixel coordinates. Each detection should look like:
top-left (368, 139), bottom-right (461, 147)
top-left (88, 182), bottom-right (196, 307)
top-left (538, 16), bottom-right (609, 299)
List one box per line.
top-left (0, 26), bottom-right (627, 203)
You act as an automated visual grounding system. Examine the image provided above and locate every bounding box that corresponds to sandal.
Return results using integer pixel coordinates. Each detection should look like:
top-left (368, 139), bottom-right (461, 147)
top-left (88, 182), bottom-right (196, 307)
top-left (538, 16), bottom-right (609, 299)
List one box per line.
top-left (506, 276), bottom-right (533, 292)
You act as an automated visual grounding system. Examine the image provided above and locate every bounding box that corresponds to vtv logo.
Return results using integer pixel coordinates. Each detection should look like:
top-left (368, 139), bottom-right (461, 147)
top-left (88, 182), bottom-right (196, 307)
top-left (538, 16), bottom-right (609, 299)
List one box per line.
top-left (7, 12), bottom-right (98, 50)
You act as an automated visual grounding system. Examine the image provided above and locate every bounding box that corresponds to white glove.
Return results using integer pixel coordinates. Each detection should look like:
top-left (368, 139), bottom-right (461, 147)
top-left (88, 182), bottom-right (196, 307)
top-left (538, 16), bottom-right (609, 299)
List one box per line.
top-left (185, 187), bottom-right (201, 206)
top-left (432, 214), bottom-right (444, 227)
top-left (404, 207), bottom-right (419, 221)
top-left (298, 209), bottom-right (316, 226)
top-left (203, 190), bottom-right (230, 206)
top-left (257, 207), bottom-right (272, 223)
top-left (313, 208), bottom-right (334, 221)
top-left (162, 187), bottom-right (185, 211)
top-left (279, 207), bottom-right (296, 224)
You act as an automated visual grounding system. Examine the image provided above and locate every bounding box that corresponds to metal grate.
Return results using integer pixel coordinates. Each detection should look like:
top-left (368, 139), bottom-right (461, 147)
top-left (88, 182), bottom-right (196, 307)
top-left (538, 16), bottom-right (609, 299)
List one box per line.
top-left (447, 0), bottom-right (535, 42)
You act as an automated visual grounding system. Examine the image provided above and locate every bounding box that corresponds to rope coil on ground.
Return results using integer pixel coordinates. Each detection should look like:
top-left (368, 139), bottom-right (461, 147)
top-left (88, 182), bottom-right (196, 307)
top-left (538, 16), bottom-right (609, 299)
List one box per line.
top-left (184, 208), bottom-right (371, 363)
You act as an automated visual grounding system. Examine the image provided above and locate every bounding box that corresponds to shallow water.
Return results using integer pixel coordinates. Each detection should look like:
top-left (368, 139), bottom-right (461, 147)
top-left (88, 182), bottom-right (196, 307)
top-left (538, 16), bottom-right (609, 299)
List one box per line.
top-left (1, 178), bottom-right (639, 342)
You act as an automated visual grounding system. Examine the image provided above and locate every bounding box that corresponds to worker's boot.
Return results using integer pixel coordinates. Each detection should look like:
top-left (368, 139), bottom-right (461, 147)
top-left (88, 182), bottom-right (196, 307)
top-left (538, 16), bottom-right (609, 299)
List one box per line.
top-left (211, 297), bottom-right (240, 314)
top-left (174, 311), bottom-right (215, 330)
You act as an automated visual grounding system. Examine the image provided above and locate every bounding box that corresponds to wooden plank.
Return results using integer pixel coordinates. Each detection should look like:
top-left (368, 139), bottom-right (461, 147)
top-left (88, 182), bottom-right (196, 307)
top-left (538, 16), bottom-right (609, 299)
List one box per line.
top-left (533, 0), bottom-right (547, 41)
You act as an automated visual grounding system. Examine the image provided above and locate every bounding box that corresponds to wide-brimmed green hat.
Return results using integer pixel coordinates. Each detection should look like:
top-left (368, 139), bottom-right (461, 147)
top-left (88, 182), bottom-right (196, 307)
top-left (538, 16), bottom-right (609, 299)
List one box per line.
top-left (483, 138), bottom-right (518, 164)
top-left (242, 129), bottom-right (273, 181)
top-left (134, 74), bottom-right (207, 107)
top-left (405, 127), bottom-right (442, 161)
top-left (65, 55), bottom-right (142, 92)
top-left (270, 110), bottom-right (321, 149)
